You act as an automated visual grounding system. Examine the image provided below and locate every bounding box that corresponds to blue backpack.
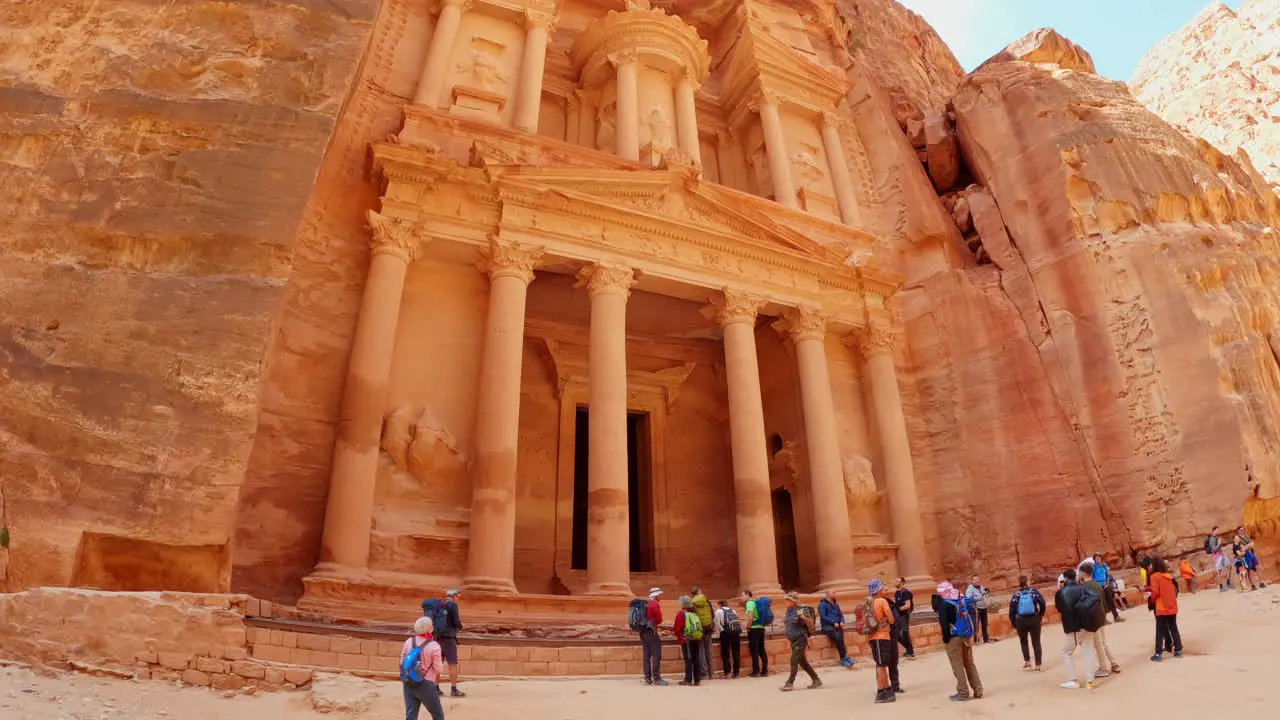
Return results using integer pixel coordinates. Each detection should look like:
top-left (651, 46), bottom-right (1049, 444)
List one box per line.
top-left (755, 596), bottom-right (774, 626)
top-left (948, 598), bottom-right (975, 638)
top-left (1015, 589), bottom-right (1037, 616)
top-left (400, 639), bottom-right (426, 686)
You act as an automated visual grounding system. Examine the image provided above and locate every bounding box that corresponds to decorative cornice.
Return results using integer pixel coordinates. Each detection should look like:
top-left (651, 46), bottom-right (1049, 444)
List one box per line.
top-left (480, 235), bottom-right (543, 283)
top-left (775, 306), bottom-right (828, 342)
top-left (848, 323), bottom-right (899, 357)
top-left (575, 263), bottom-right (636, 298)
top-left (367, 210), bottom-right (423, 263)
top-left (704, 289), bottom-right (766, 327)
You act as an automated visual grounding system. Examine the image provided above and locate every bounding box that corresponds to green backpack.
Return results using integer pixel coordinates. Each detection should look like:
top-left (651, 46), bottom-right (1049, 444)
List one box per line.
top-left (682, 610), bottom-right (704, 641)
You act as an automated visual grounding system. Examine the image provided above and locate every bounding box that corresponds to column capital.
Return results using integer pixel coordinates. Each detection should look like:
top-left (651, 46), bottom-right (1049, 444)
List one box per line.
top-left (821, 111), bottom-right (846, 131)
top-left (748, 88), bottom-right (781, 112)
top-left (440, 0), bottom-right (474, 10)
top-left (774, 306), bottom-right (828, 343)
top-left (523, 9), bottom-right (558, 31)
top-left (606, 48), bottom-right (639, 68)
top-left (704, 289), bottom-right (766, 327)
top-left (480, 235), bottom-right (544, 283)
top-left (367, 210), bottom-right (423, 263)
top-left (848, 322), bottom-right (900, 357)
top-left (575, 263), bottom-right (636, 298)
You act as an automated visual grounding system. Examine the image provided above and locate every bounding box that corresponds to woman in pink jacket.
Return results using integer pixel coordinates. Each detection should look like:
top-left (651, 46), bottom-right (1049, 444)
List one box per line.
top-left (400, 616), bottom-right (445, 720)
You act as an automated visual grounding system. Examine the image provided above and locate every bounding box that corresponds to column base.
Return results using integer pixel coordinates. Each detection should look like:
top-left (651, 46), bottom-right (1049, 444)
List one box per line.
top-left (584, 582), bottom-right (634, 597)
top-left (309, 561), bottom-right (374, 582)
top-left (816, 578), bottom-right (865, 594)
top-left (461, 575), bottom-right (519, 595)
top-left (745, 582), bottom-right (785, 597)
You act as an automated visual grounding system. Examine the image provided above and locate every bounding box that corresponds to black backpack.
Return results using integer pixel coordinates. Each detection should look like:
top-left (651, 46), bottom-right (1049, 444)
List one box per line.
top-left (1075, 585), bottom-right (1103, 632)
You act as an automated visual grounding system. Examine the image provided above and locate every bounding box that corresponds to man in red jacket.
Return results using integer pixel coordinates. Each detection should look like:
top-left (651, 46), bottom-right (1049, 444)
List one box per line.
top-left (641, 588), bottom-right (667, 685)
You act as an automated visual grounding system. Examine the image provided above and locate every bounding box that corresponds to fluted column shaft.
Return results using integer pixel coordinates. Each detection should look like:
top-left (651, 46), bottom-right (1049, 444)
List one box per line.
top-left (821, 114), bottom-right (860, 225)
top-left (414, 0), bottom-right (469, 108)
top-left (857, 325), bottom-right (930, 581)
top-left (513, 14), bottom-right (553, 132)
top-left (578, 264), bottom-right (636, 595)
top-left (757, 96), bottom-right (797, 208)
top-left (319, 213), bottom-right (419, 571)
top-left (674, 75), bottom-right (701, 165)
top-left (463, 239), bottom-right (543, 594)
top-left (780, 308), bottom-right (858, 591)
top-left (614, 55), bottom-right (640, 161)
top-left (711, 292), bottom-right (782, 594)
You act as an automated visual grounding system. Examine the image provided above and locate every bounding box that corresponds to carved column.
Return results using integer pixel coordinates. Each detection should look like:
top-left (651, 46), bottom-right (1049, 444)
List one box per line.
top-left (776, 307), bottom-right (858, 591)
top-left (318, 212), bottom-right (420, 572)
top-left (576, 90), bottom-right (597, 149)
top-left (577, 263), bottom-right (637, 595)
top-left (709, 291), bottom-right (782, 594)
top-left (674, 74), bottom-right (702, 165)
top-left (755, 91), bottom-right (798, 209)
top-left (854, 323), bottom-right (930, 582)
top-left (414, 0), bottom-right (471, 108)
top-left (613, 52), bottom-right (640, 161)
top-left (513, 11), bottom-right (556, 133)
top-left (821, 113), bottom-right (860, 225)
top-left (463, 238), bottom-right (544, 594)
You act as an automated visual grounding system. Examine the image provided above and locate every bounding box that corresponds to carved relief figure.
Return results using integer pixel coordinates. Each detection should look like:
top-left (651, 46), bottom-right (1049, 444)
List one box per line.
top-left (597, 102), bottom-right (617, 152)
top-left (381, 405), bottom-right (468, 486)
top-left (747, 144), bottom-right (772, 197)
top-left (457, 49), bottom-right (507, 93)
top-left (842, 454), bottom-right (883, 536)
top-left (644, 106), bottom-right (673, 149)
top-left (792, 145), bottom-right (825, 189)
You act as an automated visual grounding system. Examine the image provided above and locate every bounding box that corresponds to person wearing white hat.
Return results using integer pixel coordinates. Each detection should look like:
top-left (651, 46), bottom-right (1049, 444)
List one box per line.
top-left (641, 588), bottom-right (667, 685)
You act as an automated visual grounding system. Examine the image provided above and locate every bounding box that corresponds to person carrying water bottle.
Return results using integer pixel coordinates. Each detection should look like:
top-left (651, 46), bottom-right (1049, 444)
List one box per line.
top-left (1008, 576), bottom-right (1046, 671)
top-left (400, 616), bottom-right (445, 720)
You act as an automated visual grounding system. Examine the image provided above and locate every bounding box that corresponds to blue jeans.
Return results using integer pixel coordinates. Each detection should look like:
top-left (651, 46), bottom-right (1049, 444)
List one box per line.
top-left (403, 681), bottom-right (444, 720)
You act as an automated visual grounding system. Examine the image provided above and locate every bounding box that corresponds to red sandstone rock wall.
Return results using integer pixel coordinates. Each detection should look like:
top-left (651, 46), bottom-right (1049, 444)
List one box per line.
top-left (898, 38), bottom-right (1280, 585)
top-left (1131, 0), bottom-right (1280, 194)
top-left (0, 0), bottom-right (373, 593)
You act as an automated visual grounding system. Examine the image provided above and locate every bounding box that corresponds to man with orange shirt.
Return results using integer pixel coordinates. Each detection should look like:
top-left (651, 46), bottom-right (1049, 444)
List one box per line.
top-left (867, 578), bottom-right (902, 704)
top-left (1178, 559), bottom-right (1197, 593)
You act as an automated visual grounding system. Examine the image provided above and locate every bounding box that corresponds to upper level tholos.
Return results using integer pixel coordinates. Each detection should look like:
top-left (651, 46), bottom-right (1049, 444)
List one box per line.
top-left (396, 0), bottom-right (869, 231)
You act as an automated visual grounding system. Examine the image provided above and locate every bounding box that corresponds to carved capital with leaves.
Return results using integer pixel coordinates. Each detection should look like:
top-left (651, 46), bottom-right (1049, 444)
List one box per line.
top-left (367, 211), bottom-right (424, 263)
top-left (575, 263), bottom-right (636, 298)
top-left (775, 306), bottom-right (828, 343)
top-left (481, 235), bottom-right (544, 284)
top-left (849, 322), bottom-right (899, 357)
top-left (705, 289), bottom-right (766, 327)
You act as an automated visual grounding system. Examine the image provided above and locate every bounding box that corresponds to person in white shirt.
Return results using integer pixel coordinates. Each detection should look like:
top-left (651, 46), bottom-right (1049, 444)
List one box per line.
top-left (713, 599), bottom-right (742, 678)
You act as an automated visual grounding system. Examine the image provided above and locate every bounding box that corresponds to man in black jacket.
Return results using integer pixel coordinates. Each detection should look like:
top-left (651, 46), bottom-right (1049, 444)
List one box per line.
top-left (1054, 569), bottom-right (1099, 690)
top-left (436, 589), bottom-right (466, 697)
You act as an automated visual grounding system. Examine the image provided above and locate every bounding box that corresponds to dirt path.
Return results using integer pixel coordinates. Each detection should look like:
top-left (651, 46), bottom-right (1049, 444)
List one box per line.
top-left (3, 586), bottom-right (1277, 719)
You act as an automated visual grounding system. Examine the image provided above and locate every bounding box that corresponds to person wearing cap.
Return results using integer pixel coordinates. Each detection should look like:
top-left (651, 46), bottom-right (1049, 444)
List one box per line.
top-left (641, 588), bottom-right (667, 686)
top-left (436, 589), bottom-right (465, 697)
top-left (781, 592), bottom-right (821, 692)
top-left (867, 578), bottom-right (901, 704)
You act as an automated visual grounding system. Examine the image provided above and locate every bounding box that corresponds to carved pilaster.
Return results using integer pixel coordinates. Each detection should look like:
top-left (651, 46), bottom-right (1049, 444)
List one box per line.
top-left (704, 289), bottom-right (766, 327)
top-left (480, 235), bottom-right (543, 284)
top-left (575, 263), bottom-right (636, 298)
top-left (848, 322), bottom-right (900, 357)
top-left (774, 306), bottom-right (828, 343)
top-left (367, 211), bottom-right (423, 263)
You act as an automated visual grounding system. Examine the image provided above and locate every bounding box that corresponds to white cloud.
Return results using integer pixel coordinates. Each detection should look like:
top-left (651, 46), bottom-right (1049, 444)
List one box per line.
top-left (895, 0), bottom-right (981, 67)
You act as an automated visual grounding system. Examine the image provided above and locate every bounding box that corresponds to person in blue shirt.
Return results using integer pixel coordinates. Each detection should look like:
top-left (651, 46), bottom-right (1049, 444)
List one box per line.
top-left (1088, 553), bottom-right (1123, 623)
top-left (817, 591), bottom-right (854, 668)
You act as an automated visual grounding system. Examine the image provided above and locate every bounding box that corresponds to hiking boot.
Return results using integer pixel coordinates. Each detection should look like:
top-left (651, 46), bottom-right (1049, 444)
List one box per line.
top-left (450, 688), bottom-right (466, 698)
top-left (808, 679), bottom-right (823, 690)
top-left (1150, 653), bottom-right (1163, 662)
top-left (874, 689), bottom-right (895, 703)
top-left (780, 683), bottom-right (794, 692)
top-left (949, 694), bottom-right (970, 702)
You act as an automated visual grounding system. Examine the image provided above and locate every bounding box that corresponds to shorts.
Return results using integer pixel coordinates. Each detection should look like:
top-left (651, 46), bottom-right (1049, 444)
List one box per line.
top-left (437, 636), bottom-right (459, 664)
top-left (1213, 552), bottom-right (1229, 571)
top-left (869, 639), bottom-right (896, 667)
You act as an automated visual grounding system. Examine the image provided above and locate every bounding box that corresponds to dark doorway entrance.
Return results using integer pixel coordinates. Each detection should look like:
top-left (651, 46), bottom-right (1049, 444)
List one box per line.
top-left (570, 407), bottom-right (654, 573)
top-left (772, 488), bottom-right (801, 590)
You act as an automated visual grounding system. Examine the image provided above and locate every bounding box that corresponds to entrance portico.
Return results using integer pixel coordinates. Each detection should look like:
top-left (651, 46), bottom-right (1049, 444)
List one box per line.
top-left (300, 117), bottom-right (929, 616)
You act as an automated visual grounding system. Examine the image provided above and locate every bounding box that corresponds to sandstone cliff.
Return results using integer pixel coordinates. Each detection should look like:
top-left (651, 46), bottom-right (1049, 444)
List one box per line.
top-left (1132, 0), bottom-right (1280, 193)
top-left (0, 0), bottom-right (374, 592)
top-left (897, 28), bottom-right (1280, 583)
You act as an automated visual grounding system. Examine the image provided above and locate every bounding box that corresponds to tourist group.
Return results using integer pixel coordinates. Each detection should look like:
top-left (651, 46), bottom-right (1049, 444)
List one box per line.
top-left (393, 526), bottom-right (1266, 717)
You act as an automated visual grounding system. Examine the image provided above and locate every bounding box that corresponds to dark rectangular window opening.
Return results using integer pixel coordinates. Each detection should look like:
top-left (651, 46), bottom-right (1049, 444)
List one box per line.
top-left (569, 407), bottom-right (655, 573)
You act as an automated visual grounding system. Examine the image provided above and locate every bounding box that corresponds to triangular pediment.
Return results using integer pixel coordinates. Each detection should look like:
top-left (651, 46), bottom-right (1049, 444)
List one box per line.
top-left (492, 166), bottom-right (847, 267)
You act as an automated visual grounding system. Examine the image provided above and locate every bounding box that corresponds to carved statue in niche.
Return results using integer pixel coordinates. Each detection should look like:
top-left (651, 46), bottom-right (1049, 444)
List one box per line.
top-left (842, 454), bottom-right (883, 536)
top-left (644, 106), bottom-right (673, 149)
top-left (792, 145), bottom-right (825, 189)
top-left (381, 405), bottom-right (468, 490)
top-left (747, 144), bottom-right (772, 197)
top-left (597, 102), bottom-right (617, 152)
top-left (457, 49), bottom-right (507, 93)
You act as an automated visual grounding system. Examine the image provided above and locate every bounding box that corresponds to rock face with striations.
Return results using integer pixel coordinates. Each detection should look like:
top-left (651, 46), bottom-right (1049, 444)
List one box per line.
top-left (1132, 0), bottom-right (1280, 193)
top-left (896, 27), bottom-right (1280, 582)
top-left (0, 0), bottom-right (375, 592)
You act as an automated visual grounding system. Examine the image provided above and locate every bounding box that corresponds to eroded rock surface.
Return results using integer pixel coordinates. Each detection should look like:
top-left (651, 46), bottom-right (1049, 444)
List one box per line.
top-left (1132, 0), bottom-right (1280, 192)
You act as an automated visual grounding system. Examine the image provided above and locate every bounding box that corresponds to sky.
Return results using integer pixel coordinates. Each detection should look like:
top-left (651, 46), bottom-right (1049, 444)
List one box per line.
top-left (896, 0), bottom-right (1244, 81)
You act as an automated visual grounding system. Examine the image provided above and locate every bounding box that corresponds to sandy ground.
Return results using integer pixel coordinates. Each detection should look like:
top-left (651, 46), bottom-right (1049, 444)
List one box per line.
top-left (3, 585), bottom-right (1277, 719)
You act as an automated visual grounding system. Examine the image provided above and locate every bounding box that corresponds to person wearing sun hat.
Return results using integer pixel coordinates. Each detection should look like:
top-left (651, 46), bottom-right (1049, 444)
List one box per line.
top-left (640, 588), bottom-right (667, 686)
top-left (780, 592), bottom-right (821, 692)
top-left (867, 578), bottom-right (901, 703)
